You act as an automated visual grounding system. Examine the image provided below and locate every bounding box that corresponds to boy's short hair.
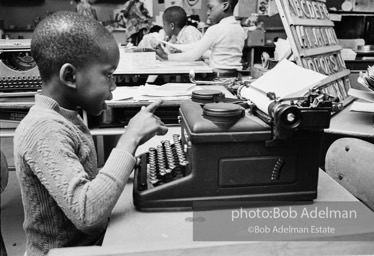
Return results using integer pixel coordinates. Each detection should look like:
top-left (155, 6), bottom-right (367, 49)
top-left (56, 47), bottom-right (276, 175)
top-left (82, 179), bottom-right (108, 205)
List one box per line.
top-left (162, 6), bottom-right (187, 29)
top-left (31, 11), bottom-right (115, 83)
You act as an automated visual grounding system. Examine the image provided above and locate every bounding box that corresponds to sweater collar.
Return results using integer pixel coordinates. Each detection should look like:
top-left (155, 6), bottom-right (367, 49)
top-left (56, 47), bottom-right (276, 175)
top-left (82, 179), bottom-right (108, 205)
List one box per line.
top-left (35, 94), bottom-right (79, 121)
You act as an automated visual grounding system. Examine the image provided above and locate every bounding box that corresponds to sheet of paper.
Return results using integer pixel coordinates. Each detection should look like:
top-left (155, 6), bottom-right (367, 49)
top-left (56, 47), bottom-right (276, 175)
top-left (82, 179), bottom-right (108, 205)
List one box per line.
top-left (239, 59), bottom-right (327, 114)
top-left (249, 59), bottom-right (327, 99)
top-left (108, 86), bottom-right (141, 101)
top-left (107, 84), bottom-right (234, 102)
top-left (134, 95), bottom-right (192, 101)
top-left (348, 88), bottom-right (374, 103)
top-left (350, 101), bottom-right (374, 113)
top-left (156, 39), bottom-right (193, 52)
top-left (137, 83), bottom-right (198, 97)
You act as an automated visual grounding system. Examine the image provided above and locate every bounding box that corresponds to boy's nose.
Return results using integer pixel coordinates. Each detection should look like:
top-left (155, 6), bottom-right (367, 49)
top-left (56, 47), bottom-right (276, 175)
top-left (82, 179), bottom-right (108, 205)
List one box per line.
top-left (110, 79), bottom-right (117, 91)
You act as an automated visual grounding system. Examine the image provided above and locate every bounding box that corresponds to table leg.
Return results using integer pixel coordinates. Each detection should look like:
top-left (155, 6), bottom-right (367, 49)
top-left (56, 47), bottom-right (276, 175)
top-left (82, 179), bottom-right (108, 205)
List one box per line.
top-left (95, 135), bottom-right (105, 167)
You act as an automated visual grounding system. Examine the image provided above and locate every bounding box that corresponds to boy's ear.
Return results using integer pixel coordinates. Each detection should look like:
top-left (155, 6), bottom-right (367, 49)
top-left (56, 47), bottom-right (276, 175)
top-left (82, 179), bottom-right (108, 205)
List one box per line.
top-left (222, 1), bottom-right (230, 11)
top-left (59, 63), bottom-right (77, 89)
top-left (170, 22), bottom-right (175, 30)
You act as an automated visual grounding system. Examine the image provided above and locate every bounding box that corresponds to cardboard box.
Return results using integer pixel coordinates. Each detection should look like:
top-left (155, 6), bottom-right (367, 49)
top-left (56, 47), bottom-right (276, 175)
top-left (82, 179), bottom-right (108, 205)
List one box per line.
top-left (117, 47), bottom-right (156, 70)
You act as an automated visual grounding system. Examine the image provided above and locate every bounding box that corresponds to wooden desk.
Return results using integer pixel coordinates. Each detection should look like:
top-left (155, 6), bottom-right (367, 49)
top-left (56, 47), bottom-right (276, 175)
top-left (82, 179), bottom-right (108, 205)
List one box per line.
top-left (320, 102), bottom-right (374, 168)
top-left (48, 127), bottom-right (374, 256)
top-left (326, 103), bottom-right (374, 138)
top-left (0, 85), bottom-right (232, 138)
top-left (0, 85), bottom-right (234, 167)
top-left (102, 176), bottom-right (374, 251)
top-left (114, 61), bottom-right (212, 75)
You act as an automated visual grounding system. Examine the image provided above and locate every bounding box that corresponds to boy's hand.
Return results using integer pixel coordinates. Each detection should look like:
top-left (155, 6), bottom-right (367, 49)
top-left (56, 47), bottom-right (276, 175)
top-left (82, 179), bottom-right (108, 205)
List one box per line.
top-left (155, 45), bottom-right (168, 60)
top-left (116, 99), bottom-right (168, 155)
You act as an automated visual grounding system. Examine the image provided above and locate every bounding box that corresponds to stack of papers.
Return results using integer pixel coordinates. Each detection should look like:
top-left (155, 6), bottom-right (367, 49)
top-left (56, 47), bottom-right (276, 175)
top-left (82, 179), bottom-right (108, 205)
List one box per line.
top-left (108, 83), bottom-right (200, 102)
top-left (138, 83), bottom-right (197, 97)
top-left (348, 88), bottom-right (374, 113)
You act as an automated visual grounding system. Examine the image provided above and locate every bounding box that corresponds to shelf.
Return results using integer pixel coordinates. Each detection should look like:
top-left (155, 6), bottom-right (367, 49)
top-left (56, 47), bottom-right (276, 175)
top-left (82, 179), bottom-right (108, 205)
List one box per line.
top-left (264, 27), bottom-right (285, 31)
top-left (4, 28), bottom-right (34, 32)
top-left (329, 10), bottom-right (374, 16)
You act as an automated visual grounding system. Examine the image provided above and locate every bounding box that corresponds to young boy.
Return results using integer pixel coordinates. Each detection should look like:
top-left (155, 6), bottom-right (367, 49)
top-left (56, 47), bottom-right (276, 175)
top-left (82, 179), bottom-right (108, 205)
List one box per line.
top-left (13, 11), bottom-right (168, 256)
top-left (138, 6), bottom-right (202, 53)
top-left (161, 6), bottom-right (202, 53)
top-left (156, 0), bottom-right (245, 73)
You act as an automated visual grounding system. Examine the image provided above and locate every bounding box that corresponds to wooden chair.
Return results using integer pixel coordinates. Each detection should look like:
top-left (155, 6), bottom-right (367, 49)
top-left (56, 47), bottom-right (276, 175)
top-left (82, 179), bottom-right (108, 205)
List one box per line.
top-left (325, 138), bottom-right (374, 211)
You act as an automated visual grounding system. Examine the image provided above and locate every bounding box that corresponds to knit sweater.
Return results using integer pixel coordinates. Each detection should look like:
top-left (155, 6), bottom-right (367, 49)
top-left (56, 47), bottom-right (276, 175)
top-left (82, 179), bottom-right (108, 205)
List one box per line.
top-left (14, 94), bottom-right (135, 256)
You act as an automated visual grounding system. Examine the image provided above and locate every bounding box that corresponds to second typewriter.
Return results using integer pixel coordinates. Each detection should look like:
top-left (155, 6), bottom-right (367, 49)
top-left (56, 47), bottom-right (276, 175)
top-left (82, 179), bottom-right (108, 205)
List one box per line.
top-left (133, 95), bottom-right (332, 211)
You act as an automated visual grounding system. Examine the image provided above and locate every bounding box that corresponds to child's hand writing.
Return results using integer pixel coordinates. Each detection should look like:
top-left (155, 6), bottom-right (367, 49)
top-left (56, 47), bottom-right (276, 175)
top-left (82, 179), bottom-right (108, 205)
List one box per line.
top-left (116, 99), bottom-right (168, 155)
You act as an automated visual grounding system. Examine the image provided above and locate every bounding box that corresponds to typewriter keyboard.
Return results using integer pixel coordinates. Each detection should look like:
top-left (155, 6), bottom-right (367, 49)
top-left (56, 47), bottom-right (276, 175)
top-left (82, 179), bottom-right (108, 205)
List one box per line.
top-left (138, 134), bottom-right (189, 189)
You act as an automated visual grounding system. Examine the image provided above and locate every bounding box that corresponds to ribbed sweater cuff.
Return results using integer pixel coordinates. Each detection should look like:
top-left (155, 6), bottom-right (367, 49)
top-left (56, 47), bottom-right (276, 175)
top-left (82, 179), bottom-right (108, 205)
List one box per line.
top-left (103, 148), bottom-right (136, 183)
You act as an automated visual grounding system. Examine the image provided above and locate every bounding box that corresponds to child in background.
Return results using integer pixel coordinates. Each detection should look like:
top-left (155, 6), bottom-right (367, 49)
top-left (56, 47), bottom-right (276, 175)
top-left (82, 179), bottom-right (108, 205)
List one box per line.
top-left (160, 6), bottom-right (202, 53)
top-left (156, 0), bottom-right (245, 76)
top-left (138, 6), bottom-right (202, 53)
top-left (14, 11), bottom-right (168, 256)
top-left (119, 0), bottom-right (152, 45)
top-left (74, 0), bottom-right (98, 20)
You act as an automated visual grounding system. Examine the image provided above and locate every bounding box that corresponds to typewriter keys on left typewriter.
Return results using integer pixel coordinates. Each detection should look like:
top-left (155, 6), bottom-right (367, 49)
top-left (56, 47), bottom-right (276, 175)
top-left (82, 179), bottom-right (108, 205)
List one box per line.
top-left (140, 134), bottom-right (188, 189)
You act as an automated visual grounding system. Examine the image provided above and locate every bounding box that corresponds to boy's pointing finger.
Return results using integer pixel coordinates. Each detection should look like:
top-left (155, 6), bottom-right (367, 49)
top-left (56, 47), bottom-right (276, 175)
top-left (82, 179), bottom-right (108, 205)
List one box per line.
top-left (144, 99), bottom-right (164, 113)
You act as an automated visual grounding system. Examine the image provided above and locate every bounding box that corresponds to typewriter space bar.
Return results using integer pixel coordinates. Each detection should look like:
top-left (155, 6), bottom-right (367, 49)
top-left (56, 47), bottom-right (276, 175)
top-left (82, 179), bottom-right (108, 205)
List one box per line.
top-left (138, 154), bottom-right (148, 190)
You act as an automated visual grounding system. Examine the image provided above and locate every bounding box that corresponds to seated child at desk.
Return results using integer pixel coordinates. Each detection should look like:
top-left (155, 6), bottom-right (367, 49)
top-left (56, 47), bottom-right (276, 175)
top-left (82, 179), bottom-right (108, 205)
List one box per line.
top-left (156, 0), bottom-right (245, 76)
top-left (160, 6), bottom-right (202, 53)
top-left (13, 11), bottom-right (168, 256)
top-left (138, 6), bottom-right (202, 53)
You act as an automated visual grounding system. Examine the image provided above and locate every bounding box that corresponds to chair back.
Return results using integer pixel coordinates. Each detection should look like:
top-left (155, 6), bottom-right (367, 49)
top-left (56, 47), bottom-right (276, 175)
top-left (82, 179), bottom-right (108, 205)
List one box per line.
top-left (325, 138), bottom-right (374, 211)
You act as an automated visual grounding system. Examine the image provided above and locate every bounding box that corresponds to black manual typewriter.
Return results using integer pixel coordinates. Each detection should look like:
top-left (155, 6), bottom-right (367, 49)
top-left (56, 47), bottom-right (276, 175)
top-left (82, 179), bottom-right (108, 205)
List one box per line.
top-left (133, 89), bottom-right (333, 211)
top-left (0, 39), bottom-right (42, 92)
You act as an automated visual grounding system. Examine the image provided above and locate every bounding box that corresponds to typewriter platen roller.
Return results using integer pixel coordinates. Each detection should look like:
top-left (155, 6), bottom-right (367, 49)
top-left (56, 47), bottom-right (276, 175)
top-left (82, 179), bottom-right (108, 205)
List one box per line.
top-left (133, 98), bottom-right (331, 211)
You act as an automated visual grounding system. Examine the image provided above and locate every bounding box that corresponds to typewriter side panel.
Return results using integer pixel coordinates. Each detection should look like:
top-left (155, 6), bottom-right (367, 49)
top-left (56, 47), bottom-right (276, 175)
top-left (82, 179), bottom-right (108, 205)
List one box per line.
top-left (184, 130), bottom-right (321, 202)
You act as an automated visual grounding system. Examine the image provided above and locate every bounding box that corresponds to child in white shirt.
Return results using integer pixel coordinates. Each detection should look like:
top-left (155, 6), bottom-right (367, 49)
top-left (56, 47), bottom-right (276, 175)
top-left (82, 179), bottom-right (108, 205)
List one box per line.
top-left (156, 0), bottom-right (245, 73)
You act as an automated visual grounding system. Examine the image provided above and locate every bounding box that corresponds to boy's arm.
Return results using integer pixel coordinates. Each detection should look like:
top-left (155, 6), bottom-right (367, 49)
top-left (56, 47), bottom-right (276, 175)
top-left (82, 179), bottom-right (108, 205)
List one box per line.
top-left (22, 100), bottom-right (167, 235)
top-left (22, 126), bottom-right (134, 235)
top-left (167, 26), bottom-right (216, 62)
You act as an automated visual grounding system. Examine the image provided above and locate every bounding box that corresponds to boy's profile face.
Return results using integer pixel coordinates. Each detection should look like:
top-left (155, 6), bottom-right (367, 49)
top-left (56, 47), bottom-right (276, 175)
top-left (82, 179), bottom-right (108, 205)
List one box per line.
top-left (207, 0), bottom-right (225, 25)
top-left (162, 19), bottom-right (174, 38)
top-left (74, 41), bottom-right (119, 116)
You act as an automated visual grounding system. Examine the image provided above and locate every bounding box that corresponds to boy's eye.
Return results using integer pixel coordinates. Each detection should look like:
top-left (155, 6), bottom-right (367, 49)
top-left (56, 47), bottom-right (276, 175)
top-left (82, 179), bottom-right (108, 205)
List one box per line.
top-left (106, 73), bottom-right (114, 80)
